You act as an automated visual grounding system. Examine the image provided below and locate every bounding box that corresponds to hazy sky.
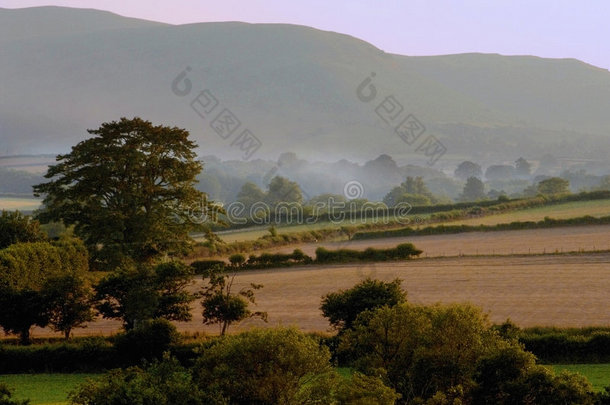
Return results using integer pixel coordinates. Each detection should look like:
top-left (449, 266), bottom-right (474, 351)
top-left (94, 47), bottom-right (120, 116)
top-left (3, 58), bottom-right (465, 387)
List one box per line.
top-left (1, 0), bottom-right (609, 70)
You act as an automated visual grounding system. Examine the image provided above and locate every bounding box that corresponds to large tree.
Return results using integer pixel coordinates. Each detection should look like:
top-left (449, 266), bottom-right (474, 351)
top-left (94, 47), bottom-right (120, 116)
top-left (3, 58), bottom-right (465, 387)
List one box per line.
top-left (34, 117), bottom-right (220, 269)
top-left (537, 177), bottom-right (570, 195)
top-left (200, 265), bottom-right (267, 336)
top-left (320, 278), bottom-right (406, 332)
top-left (95, 261), bottom-right (196, 330)
top-left (460, 177), bottom-right (486, 201)
top-left (454, 161), bottom-right (482, 181)
top-left (265, 176), bottom-right (303, 207)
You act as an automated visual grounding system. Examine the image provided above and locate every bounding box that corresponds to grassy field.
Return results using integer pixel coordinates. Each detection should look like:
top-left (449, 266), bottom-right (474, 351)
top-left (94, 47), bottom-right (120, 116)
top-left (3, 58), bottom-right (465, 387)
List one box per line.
top-left (0, 197), bottom-right (41, 211)
top-left (446, 199), bottom-right (610, 226)
top-left (209, 199), bottom-right (610, 244)
top-left (0, 374), bottom-right (97, 405)
top-left (546, 364), bottom-right (610, 392)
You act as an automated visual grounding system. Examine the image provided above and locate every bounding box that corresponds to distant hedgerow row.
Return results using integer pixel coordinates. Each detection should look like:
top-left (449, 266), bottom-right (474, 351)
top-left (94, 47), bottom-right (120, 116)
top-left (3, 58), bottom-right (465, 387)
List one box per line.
top-left (352, 215), bottom-right (610, 240)
top-left (190, 243), bottom-right (422, 272)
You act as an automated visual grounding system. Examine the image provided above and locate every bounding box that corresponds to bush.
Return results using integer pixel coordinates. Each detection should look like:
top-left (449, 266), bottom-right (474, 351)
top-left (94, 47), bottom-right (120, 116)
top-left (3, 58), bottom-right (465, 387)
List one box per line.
top-left (0, 338), bottom-right (117, 373)
top-left (69, 356), bottom-right (203, 405)
top-left (190, 260), bottom-right (225, 275)
top-left (315, 243), bottom-right (421, 263)
top-left (114, 319), bottom-right (181, 365)
top-left (228, 253), bottom-right (245, 267)
top-left (321, 278), bottom-right (406, 332)
top-left (0, 382), bottom-right (29, 405)
top-left (519, 330), bottom-right (610, 363)
top-left (192, 328), bottom-right (334, 404)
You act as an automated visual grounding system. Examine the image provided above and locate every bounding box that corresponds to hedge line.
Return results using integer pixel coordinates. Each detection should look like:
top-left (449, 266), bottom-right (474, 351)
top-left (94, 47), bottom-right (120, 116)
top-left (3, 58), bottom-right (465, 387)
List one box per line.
top-left (315, 243), bottom-right (422, 264)
top-left (353, 215), bottom-right (610, 240)
top-left (520, 331), bottom-right (610, 363)
top-left (3, 326), bottom-right (610, 373)
top-left (217, 190), bottom-right (610, 230)
top-left (190, 244), bottom-right (422, 272)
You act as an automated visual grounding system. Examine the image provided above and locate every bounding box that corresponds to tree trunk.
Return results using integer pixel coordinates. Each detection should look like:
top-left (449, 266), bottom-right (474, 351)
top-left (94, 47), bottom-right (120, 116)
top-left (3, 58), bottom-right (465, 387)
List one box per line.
top-left (20, 328), bottom-right (31, 345)
top-left (64, 329), bottom-right (71, 340)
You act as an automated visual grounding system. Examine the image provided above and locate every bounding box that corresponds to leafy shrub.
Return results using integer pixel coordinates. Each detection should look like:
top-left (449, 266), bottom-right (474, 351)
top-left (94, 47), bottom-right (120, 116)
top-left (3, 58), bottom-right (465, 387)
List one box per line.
top-left (0, 382), bottom-right (29, 405)
top-left (315, 243), bottom-right (421, 263)
top-left (0, 337), bottom-right (117, 373)
top-left (190, 260), bottom-right (225, 275)
top-left (114, 319), bottom-right (181, 365)
top-left (192, 328), bottom-right (334, 404)
top-left (69, 356), bottom-right (203, 405)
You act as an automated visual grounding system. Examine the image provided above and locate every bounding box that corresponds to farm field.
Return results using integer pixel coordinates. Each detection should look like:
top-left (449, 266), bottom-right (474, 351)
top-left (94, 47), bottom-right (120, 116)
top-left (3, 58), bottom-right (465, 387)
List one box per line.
top-left (0, 197), bottom-right (41, 211)
top-left (32, 250), bottom-right (610, 337)
top-left (546, 364), bottom-right (610, 392)
top-left (444, 199), bottom-right (610, 226)
top-left (269, 224), bottom-right (610, 257)
top-left (210, 199), bottom-right (610, 243)
top-left (0, 373), bottom-right (97, 405)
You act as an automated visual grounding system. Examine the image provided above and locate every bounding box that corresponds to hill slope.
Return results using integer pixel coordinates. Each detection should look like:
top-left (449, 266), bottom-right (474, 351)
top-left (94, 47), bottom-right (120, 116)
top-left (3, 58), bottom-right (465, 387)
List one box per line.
top-left (1, 7), bottom-right (609, 168)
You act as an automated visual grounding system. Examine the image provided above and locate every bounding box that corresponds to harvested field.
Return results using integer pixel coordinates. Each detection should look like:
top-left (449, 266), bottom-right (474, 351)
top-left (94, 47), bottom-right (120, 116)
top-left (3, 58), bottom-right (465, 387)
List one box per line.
top-left (269, 224), bottom-right (610, 257)
top-left (32, 251), bottom-right (610, 337)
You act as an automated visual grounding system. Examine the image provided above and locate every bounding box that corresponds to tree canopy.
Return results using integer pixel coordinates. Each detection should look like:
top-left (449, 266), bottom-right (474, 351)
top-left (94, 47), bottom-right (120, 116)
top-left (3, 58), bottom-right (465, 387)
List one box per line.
top-left (34, 117), bottom-right (219, 269)
top-left (0, 210), bottom-right (46, 250)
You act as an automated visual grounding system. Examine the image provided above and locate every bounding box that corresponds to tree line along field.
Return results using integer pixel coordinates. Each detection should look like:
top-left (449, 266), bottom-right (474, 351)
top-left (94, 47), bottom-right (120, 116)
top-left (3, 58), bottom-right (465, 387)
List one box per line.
top-left (266, 224), bottom-right (610, 258)
top-left (207, 197), bottom-right (610, 244)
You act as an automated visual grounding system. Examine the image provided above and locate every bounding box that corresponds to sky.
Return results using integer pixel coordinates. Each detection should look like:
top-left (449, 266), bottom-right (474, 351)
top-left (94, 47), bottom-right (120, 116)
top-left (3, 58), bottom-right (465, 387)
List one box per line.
top-left (0, 0), bottom-right (609, 70)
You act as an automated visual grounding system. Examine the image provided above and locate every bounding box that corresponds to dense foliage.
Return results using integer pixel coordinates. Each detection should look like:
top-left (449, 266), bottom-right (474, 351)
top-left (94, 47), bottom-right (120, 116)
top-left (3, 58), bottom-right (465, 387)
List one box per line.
top-left (34, 117), bottom-right (221, 269)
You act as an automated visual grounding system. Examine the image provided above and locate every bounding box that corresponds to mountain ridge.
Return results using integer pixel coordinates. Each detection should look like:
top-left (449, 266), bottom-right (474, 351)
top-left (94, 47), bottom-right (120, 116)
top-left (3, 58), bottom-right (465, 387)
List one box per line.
top-left (1, 6), bottom-right (609, 170)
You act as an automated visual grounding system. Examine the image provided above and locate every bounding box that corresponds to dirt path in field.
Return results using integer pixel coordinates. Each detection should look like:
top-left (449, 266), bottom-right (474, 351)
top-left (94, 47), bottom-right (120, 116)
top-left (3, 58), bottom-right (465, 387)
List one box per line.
top-left (268, 224), bottom-right (610, 258)
top-left (32, 251), bottom-right (610, 338)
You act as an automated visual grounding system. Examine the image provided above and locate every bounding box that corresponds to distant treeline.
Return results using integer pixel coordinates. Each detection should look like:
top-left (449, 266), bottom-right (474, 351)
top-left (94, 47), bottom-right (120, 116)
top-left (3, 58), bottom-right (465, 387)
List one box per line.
top-left (217, 190), bottom-right (610, 230)
top-left (353, 215), bottom-right (610, 241)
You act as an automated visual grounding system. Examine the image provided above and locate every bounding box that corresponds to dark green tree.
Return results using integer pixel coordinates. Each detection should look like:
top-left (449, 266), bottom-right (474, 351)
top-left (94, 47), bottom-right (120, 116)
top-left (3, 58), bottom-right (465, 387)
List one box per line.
top-left (460, 176), bottom-right (486, 201)
top-left (402, 176), bottom-right (432, 198)
top-left (537, 177), bottom-right (570, 195)
top-left (43, 274), bottom-right (95, 339)
top-left (69, 356), bottom-right (203, 405)
top-left (265, 176), bottom-right (303, 206)
top-left (200, 265), bottom-right (266, 335)
top-left (192, 328), bottom-right (334, 404)
top-left (0, 239), bottom-right (89, 344)
top-left (34, 117), bottom-right (221, 270)
top-left (236, 182), bottom-right (266, 211)
top-left (454, 161), bottom-right (482, 181)
top-left (0, 288), bottom-right (49, 344)
top-left (0, 210), bottom-right (46, 249)
top-left (95, 262), bottom-right (195, 330)
top-left (320, 278), bottom-right (406, 332)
